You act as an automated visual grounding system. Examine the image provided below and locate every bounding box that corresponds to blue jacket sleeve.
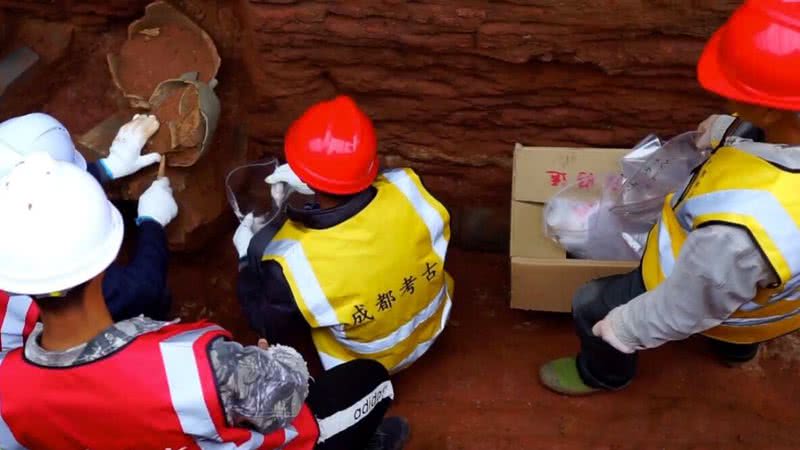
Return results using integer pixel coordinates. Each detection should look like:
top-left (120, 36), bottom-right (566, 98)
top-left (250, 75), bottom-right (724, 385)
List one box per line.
top-left (237, 260), bottom-right (308, 344)
top-left (103, 220), bottom-right (171, 321)
top-left (87, 161), bottom-right (113, 185)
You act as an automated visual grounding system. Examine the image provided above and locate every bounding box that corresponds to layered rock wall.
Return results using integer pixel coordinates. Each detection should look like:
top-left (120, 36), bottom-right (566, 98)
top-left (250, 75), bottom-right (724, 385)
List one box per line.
top-left (0, 0), bottom-right (740, 250)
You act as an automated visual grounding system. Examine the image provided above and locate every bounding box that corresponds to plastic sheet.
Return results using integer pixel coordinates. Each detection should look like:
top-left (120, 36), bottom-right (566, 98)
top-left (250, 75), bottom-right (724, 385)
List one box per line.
top-left (225, 157), bottom-right (278, 223)
top-left (225, 158), bottom-right (317, 233)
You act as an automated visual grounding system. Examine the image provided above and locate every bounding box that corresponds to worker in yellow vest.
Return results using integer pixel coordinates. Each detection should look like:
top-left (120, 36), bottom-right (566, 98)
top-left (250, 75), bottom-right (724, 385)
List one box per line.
top-left (540, 0), bottom-right (800, 395)
top-left (233, 96), bottom-right (454, 374)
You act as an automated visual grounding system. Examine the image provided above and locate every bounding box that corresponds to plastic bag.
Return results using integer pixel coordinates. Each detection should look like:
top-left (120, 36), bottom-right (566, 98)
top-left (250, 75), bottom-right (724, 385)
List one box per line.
top-left (620, 134), bottom-right (662, 179)
top-left (543, 131), bottom-right (708, 260)
top-left (543, 184), bottom-right (601, 255)
top-left (612, 131), bottom-right (708, 225)
top-left (544, 173), bottom-right (642, 261)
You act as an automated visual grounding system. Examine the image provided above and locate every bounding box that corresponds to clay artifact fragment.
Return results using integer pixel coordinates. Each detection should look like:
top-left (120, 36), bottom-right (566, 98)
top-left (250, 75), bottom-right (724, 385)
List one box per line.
top-left (107, 1), bottom-right (220, 108)
top-left (146, 73), bottom-right (219, 167)
top-left (99, 1), bottom-right (221, 168)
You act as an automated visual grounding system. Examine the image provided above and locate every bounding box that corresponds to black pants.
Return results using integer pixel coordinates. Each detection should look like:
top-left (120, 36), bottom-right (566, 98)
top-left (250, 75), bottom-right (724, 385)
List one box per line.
top-left (573, 270), bottom-right (761, 389)
top-left (307, 359), bottom-right (393, 450)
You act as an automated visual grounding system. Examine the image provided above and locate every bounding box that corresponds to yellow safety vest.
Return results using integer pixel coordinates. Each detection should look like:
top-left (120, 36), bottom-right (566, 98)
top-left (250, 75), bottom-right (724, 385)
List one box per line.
top-left (642, 145), bottom-right (800, 344)
top-left (263, 168), bottom-right (454, 373)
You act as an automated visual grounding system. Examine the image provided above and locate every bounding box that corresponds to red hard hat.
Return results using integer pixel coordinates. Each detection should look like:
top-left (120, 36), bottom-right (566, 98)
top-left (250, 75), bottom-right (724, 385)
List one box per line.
top-left (285, 96), bottom-right (378, 195)
top-left (698, 0), bottom-right (800, 111)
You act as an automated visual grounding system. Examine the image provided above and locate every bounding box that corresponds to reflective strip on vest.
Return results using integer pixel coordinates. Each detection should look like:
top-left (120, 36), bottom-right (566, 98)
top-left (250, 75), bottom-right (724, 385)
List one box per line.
top-left (317, 352), bottom-right (347, 371)
top-left (654, 189), bottom-right (800, 284)
top-left (160, 325), bottom-right (267, 449)
top-left (318, 291), bottom-right (451, 374)
top-left (264, 239), bottom-right (338, 328)
top-left (656, 218), bottom-right (676, 278)
top-left (722, 307), bottom-right (800, 327)
top-left (0, 354), bottom-right (28, 450)
top-left (1, 295), bottom-right (35, 352)
top-left (392, 294), bottom-right (452, 373)
top-left (383, 170), bottom-right (448, 261)
top-left (328, 284), bottom-right (449, 354)
top-left (282, 425), bottom-right (298, 447)
top-left (677, 189), bottom-right (800, 279)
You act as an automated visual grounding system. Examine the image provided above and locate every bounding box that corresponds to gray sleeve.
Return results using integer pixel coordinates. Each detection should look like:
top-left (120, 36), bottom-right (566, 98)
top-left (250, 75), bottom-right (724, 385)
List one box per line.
top-left (208, 339), bottom-right (310, 435)
top-left (709, 114), bottom-right (737, 148)
top-left (607, 225), bottom-right (775, 350)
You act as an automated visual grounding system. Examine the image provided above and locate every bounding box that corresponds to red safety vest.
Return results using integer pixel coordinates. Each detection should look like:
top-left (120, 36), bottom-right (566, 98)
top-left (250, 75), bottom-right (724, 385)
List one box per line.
top-left (0, 291), bottom-right (38, 352)
top-left (0, 321), bottom-right (319, 450)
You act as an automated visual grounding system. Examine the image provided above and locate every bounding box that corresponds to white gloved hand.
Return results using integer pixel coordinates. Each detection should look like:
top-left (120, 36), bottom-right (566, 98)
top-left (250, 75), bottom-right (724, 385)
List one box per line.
top-left (233, 213), bottom-right (258, 259)
top-left (265, 164), bottom-right (314, 206)
top-left (138, 177), bottom-right (178, 227)
top-left (592, 316), bottom-right (635, 354)
top-left (100, 114), bottom-right (161, 179)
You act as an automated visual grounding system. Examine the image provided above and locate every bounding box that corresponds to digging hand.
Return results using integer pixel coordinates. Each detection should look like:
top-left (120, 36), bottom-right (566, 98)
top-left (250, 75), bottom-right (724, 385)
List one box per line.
top-left (101, 114), bottom-right (162, 179)
top-left (138, 177), bottom-right (178, 227)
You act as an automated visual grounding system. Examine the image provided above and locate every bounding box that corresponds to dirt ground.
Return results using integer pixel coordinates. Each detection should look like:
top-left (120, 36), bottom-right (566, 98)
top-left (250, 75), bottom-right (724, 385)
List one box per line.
top-left (168, 238), bottom-right (800, 450)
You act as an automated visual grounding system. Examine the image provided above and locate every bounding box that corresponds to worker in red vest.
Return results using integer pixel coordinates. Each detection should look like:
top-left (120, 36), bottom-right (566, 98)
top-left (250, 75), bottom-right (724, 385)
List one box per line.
top-left (233, 96), bottom-right (454, 374)
top-left (540, 0), bottom-right (800, 395)
top-left (0, 154), bottom-right (408, 450)
top-left (0, 113), bottom-right (174, 353)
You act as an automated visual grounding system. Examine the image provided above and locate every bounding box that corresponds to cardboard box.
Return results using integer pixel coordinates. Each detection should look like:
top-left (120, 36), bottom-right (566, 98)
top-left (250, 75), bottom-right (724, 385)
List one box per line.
top-left (510, 144), bottom-right (639, 312)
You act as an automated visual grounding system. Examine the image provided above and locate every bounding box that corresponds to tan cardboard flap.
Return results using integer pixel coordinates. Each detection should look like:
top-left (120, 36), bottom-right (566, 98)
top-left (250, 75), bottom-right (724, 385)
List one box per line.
top-left (512, 144), bottom-right (629, 203)
top-left (510, 257), bottom-right (637, 312)
top-left (510, 200), bottom-right (564, 259)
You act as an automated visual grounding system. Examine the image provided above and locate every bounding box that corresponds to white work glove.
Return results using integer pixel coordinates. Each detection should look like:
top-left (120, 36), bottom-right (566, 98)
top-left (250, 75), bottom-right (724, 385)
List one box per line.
top-left (233, 213), bottom-right (268, 259)
top-left (100, 114), bottom-right (161, 180)
top-left (265, 163), bottom-right (314, 206)
top-left (137, 177), bottom-right (178, 227)
top-left (592, 316), bottom-right (635, 354)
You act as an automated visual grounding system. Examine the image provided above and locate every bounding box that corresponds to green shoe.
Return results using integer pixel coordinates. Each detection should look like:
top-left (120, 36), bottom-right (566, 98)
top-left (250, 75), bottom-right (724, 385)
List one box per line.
top-left (539, 357), bottom-right (600, 396)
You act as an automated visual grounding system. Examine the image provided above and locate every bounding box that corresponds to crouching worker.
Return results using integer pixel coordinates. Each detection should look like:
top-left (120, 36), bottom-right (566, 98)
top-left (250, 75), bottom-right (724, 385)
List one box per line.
top-left (540, 0), bottom-right (800, 395)
top-left (234, 96), bottom-right (454, 373)
top-left (0, 113), bottom-right (172, 352)
top-left (0, 154), bottom-right (408, 450)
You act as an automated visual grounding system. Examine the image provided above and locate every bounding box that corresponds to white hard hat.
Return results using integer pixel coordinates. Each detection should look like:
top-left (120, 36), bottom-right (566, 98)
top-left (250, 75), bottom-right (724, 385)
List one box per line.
top-left (0, 113), bottom-right (87, 179)
top-left (0, 152), bottom-right (123, 295)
